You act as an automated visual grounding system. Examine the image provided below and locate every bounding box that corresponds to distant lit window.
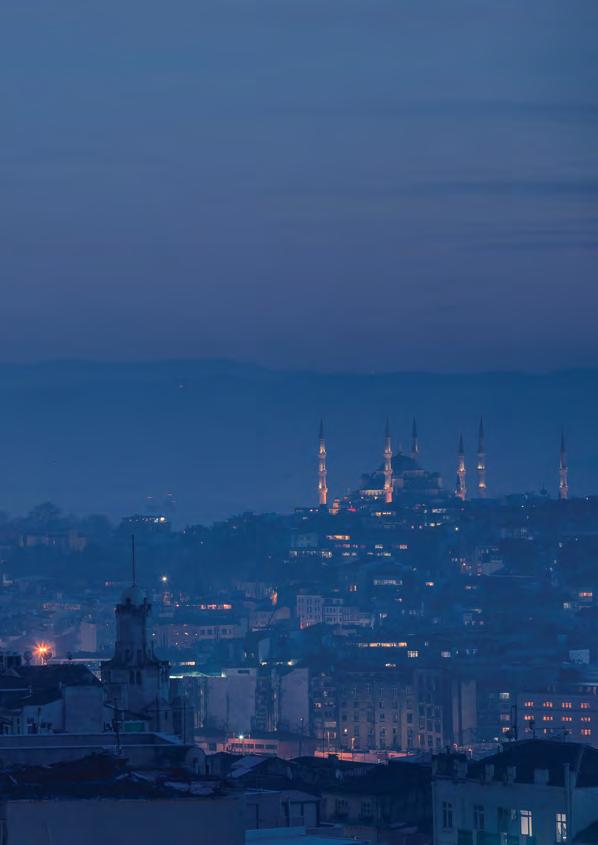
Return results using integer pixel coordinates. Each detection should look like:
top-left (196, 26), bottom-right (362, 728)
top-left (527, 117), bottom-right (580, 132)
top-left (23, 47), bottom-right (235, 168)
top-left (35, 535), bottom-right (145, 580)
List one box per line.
top-left (581, 703), bottom-right (591, 709)
top-left (542, 701), bottom-right (554, 708)
top-left (561, 702), bottom-right (572, 709)
top-left (524, 701), bottom-right (535, 708)
top-left (543, 715), bottom-right (553, 721)
top-left (582, 728), bottom-right (592, 736)
top-left (520, 810), bottom-right (533, 837)
top-left (556, 812), bottom-right (568, 843)
top-left (581, 716), bottom-right (592, 723)
top-left (499, 692), bottom-right (510, 701)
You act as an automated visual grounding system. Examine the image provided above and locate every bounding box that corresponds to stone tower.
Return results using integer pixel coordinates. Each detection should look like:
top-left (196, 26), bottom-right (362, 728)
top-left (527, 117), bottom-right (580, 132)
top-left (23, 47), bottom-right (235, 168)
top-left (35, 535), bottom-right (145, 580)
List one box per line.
top-left (101, 539), bottom-right (172, 732)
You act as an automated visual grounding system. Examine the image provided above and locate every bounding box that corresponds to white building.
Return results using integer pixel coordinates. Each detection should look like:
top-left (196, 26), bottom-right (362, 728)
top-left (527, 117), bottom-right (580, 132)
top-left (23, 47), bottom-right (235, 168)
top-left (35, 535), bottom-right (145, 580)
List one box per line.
top-left (432, 740), bottom-right (598, 845)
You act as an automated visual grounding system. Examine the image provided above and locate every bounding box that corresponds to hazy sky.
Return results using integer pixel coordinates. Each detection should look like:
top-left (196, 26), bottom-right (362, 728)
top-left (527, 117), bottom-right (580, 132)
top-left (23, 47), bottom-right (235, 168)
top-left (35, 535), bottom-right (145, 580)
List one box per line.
top-left (1, 1), bottom-right (597, 371)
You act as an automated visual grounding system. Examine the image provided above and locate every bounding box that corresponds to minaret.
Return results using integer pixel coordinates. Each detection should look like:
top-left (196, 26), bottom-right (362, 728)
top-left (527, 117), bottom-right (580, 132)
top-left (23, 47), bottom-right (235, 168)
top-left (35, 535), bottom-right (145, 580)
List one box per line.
top-left (384, 418), bottom-right (393, 504)
top-left (559, 431), bottom-right (568, 501)
top-left (476, 417), bottom-right (487, 498)
top-left (411, 418), bottom-right (420, 460)
top-left (456, 433), bottom-right (466, 501)
top-left (318, 419), bottom-right (328, 508)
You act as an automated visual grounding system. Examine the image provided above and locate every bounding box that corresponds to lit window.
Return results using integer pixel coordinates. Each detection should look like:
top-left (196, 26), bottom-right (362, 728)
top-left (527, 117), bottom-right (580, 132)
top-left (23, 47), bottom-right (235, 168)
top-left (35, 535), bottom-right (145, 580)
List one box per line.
top-left (499, 692), bottom-right (510, 701)
top-left (581, 716), bottom-right (592, 723)
top-left (543, 715), bottom-right (553, 721)
top-left (582, 728), bottom-right (592, 736)
top-left (556, 812), bottom-right (567, 843)
top-left (442, 801), bottom-right (453, 830)
top-left (524, 701), bottom-right (534, 708)
top-left (520, 810), bottom-right (533, 837)
top-left (581, 703), bottom-right (590, 710)
top-left (561, 702), bottom-right (572, 709)
top-left (543, 701), bottom-right (554, 708)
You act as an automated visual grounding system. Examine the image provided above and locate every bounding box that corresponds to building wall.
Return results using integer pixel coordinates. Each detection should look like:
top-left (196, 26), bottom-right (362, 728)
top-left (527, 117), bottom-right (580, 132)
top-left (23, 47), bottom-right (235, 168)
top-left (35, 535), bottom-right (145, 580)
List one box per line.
top-left (0, 795), bottom-right (244, 845)
top-left (279, 667), bottom-right (310, 734)
top-left (64, 685), bottom-right (105, 733)
top-left (337, 674), bottom-right (404, 752)
top-left (205, 668), bottom-right (257, 735)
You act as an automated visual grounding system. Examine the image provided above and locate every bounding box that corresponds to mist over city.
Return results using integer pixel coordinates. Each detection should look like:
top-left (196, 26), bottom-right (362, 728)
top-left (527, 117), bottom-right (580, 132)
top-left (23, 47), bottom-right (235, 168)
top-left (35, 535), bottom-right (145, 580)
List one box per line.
top-left (0, 2), bottom-right (597, 844)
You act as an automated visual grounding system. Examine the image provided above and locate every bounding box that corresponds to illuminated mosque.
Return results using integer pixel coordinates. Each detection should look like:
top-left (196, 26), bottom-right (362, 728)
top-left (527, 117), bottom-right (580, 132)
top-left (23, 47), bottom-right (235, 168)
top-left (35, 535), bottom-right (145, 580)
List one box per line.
top-left (316, 419), bottom-right (569, 510)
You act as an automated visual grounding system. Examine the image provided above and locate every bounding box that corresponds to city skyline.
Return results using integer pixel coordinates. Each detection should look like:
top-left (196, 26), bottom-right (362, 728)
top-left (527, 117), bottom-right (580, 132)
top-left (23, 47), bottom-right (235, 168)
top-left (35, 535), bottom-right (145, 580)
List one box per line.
top-left (0, 4), bottom-right (596, 843)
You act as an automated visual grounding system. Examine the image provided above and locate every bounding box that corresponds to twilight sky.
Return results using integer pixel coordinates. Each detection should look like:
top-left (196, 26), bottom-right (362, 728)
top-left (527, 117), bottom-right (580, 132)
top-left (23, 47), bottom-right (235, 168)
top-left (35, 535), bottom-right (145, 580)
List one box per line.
top-left (1, 0), bottom-right (597, 371)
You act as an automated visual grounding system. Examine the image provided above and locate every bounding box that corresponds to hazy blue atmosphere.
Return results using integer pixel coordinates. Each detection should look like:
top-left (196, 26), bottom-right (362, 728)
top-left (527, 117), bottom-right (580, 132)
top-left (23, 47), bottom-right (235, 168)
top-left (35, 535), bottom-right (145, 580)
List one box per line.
top-left (1, 1), bottom-right (597, 371)
top-left (0, 360), bottom-right (596, 524)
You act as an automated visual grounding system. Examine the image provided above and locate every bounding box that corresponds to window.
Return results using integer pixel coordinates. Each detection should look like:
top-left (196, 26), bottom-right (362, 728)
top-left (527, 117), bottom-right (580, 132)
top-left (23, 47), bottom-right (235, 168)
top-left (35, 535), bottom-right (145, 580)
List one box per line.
top-left (499, 692), bottom-right (510, 701)
top-left (442, 801), bottom-right (453, 830)
top-left (556, 812), bottom-right (567, 843)
top-left (542, 701), bottom-right (554, 708)
top-left (581, 702), bottom-right (590, 709)
top-left (582, 728), bottom-right (592, 736)
top-left (360, 800), bottom-right (373, 819)
top-left (474, 804), bottom-right (485, 831)
top-left (334, 799), bottom-right (348, 817)
top-left (520, 810), bottom-right (533, 837)
top-left (523, 700), bottom-right (534, 708)
top-left (561, 702), bottom-right (572, 709)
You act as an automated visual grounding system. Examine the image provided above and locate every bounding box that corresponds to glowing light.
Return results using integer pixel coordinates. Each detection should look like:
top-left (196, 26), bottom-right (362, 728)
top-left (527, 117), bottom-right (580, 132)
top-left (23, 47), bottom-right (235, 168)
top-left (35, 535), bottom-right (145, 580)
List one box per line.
top-left (161, 575), bottom-right (168, 583)
top-left (34, 643), bottom-right (51, 661)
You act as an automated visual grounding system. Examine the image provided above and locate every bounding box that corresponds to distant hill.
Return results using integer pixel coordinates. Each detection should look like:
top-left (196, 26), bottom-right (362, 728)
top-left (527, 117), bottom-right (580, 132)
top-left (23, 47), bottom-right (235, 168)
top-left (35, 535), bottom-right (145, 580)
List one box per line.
top-left (0, 360), bottom-right (596, 525)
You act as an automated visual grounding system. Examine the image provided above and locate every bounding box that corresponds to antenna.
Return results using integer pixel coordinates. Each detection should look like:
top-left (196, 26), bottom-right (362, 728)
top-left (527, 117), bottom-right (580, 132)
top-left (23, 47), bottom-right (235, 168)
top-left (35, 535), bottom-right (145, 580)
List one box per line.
top-left (131, 534), bottom-right (136, 585)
